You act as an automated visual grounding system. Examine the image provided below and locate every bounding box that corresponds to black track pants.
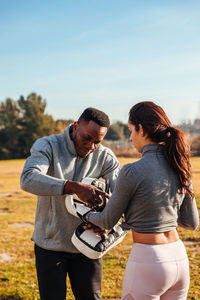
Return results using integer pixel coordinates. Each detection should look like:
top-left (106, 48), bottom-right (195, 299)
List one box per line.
top-left (34, 244), bottom-right (102, 300)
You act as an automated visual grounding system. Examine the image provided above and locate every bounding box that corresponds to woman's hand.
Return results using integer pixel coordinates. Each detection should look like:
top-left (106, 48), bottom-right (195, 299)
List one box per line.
top-left (83, 223), bottom-right (107, 236)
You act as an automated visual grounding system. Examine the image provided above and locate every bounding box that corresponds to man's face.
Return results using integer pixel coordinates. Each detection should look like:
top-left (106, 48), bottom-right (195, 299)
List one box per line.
top-left (72, 120), bottom-right (108, 158)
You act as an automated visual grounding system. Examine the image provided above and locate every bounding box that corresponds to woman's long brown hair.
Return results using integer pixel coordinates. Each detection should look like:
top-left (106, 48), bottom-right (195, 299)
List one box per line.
top-left (129, 101), bottom-right (192, 196)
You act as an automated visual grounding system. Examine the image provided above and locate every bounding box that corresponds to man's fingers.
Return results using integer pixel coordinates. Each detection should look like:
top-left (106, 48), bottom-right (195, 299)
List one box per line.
top-left (87, 198), bottom-right (96, 207)
top-left (89, 189), bottom-right (110, 207)
top-left (78, 185), bottom-right (109, 206)
top-left (95, 189), bottom-right (110, 198)
top-left (87, 195), bottom-right (101, 207)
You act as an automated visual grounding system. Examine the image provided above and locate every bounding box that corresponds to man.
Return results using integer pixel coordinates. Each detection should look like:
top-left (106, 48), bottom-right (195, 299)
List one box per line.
top-left (20, 107), bottom-right (120, 300)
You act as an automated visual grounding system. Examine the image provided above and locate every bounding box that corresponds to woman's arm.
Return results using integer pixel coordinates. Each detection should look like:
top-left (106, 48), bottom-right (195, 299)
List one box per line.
top-left (178, 193), bottom-right (199, 230)
top-left (86, 164), bottom-right (136, 229)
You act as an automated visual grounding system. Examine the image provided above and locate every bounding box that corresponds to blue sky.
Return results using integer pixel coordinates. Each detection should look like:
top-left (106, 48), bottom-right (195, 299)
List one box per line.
top-left (1, 0), bottom-right (200, 124)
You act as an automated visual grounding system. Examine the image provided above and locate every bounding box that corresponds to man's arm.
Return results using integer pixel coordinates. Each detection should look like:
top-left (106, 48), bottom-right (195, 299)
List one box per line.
top-left (21, 138), bottom-right (109, 205)
top-left (20, 138), bottom-right (66, 196)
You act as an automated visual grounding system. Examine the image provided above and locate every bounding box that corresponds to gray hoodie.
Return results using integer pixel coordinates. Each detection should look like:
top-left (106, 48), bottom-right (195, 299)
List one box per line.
top-left (20, 126), bottom-right (120, 253)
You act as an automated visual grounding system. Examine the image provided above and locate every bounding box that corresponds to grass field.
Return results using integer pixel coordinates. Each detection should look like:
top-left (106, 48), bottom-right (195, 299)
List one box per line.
top-left (0, 157), bottom-right (199, 300)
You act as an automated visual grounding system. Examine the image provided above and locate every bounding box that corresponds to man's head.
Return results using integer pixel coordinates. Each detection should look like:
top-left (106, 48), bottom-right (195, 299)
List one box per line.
top-left (71, 107), bottom-right (110, 158)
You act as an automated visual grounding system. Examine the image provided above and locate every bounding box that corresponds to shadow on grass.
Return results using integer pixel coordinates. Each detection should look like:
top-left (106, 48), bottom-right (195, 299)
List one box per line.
top-left (0, 296), bottom-right (23, 300)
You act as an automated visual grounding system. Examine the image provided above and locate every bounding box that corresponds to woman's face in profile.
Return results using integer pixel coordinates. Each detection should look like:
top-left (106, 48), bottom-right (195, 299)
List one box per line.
top-left (128, 121), bottom-right (142, 153)
top-left (128, 121), bottom-right (157, 153)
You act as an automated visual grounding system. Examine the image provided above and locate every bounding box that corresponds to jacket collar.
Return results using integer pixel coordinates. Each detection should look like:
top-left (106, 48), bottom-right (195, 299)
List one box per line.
top-left (142, 144), bottom-right (164, 156)
top-left (64, 125), bottom-right (77, 156)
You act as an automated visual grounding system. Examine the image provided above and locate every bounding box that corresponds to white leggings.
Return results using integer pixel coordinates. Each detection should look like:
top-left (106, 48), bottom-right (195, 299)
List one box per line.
top-left (122, 240), bottom-right (190, 300)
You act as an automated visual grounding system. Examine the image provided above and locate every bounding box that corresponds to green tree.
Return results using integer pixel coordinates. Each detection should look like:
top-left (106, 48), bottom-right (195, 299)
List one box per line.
top-left (0, 98), bottom-right (21, 159)
top-left (18, 93), bottom-right (56, 157)
top-left (105, 121), bottom-right (130, 140)
top-left (0, 93), bottom-right (56, 159)
top-left (116, 121), bottom-right (130, 139)
top-left (105, 123), bottom-right (125, 140)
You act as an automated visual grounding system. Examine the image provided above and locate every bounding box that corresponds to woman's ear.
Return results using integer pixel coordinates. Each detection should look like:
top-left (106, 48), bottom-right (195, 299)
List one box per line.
top-left (138, 124), bottom-right (144, 136)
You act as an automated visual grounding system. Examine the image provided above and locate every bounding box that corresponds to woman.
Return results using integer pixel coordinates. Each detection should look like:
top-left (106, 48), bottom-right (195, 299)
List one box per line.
top-left (85, 101), bottom-right (199, 300)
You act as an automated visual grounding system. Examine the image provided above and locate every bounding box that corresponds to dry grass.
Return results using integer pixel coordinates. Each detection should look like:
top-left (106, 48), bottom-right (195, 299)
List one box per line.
top-left (0, 157), bottom-right (199, 299)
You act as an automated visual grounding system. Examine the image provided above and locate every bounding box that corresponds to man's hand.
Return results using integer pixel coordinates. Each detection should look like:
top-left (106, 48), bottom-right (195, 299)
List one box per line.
top-left (83, 223), bottom-right (107, 236)
top-left (63, 180), bottom-right (110, 207)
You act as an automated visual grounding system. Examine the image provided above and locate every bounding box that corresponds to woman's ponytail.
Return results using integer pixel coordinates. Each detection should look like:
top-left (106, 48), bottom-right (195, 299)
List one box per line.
top-left (163, 126), bottom-right (192, 196)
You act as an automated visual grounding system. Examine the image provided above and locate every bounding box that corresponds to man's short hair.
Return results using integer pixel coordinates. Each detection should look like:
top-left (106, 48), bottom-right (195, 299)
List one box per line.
top-left (78, 107), bottom-right (110, 128)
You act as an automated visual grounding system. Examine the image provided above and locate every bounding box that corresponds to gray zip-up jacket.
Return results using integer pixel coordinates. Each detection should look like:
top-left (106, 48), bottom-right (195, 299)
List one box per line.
top-left (87, 144), bottom-right (199, 232)
top-left (20, 126), bottom-right (120, 253)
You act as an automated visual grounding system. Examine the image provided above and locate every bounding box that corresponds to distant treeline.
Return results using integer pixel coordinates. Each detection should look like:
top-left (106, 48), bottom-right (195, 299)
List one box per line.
top-left (0, 93), bottom-right (200, 159)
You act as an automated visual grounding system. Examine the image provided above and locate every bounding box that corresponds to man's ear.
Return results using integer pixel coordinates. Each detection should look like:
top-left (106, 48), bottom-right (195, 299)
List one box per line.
top-left (72, 121), bottom-right (79, 136)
